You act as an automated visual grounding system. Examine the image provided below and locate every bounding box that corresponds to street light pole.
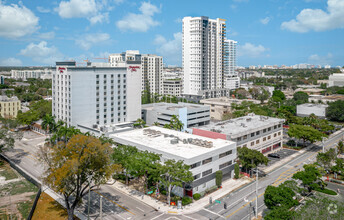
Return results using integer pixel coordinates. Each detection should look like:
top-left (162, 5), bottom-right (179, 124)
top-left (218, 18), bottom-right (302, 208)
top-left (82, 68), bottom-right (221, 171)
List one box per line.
top-left (100, 195), bottom-right (103, 220)
top-left (255, 166), bottom-right (258, 219)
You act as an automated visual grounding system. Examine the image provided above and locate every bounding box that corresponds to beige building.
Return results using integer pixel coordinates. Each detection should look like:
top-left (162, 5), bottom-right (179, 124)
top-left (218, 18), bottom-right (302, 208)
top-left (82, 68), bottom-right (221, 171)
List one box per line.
top-left (0, 96), bottom-right (21, 118)
top-left (162, 79), bottom-right (182, 97)
top-left (200, 97), bottom-right (260, 120)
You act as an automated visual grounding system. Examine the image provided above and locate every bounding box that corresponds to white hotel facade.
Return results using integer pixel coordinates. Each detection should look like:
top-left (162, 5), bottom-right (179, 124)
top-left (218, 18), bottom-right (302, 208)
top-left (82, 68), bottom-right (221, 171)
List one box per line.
top-left (182, 16), bottom-right (227, 96)
top-left (52, 61), bottom-right (141, 132)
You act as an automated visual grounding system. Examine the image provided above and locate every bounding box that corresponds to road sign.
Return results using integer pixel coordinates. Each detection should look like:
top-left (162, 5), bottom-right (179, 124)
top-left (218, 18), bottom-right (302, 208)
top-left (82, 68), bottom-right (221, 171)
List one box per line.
top-left (215, 200), bottom-right (221, 204)
top-left (177, 200), bottom-right (182, 209)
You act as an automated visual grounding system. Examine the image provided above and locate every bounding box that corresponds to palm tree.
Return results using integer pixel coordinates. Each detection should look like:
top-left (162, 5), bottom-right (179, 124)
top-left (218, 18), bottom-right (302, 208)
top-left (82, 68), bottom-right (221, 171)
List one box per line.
top-left (41, 114), bottom-right (56, 134)
top-left (170, 115), bottom-right (184, 131)
top-left (133, 118), bottom-right (146, 128)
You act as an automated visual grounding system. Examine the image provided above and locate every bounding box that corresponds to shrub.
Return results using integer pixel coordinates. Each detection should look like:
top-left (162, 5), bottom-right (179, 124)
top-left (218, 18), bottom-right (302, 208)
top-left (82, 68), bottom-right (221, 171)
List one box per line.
top-left (314, 188), bottom-right (337, 195)
top-left (234, 163), bottom-right (240, 179)
top-left (193, 193), bottom-right (201, 200)
top-left (171, 196), bottom-right (181, 202)
top-left (215, 170), bottom-right (223, 188)
top-left (182, 196), bottom-right (192, 206)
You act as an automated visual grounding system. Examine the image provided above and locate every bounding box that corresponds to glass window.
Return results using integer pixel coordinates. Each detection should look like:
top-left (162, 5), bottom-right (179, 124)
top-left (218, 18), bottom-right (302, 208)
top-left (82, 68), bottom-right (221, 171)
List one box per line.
top-left (202, 157), bottom-right (212, 165)
top-left (191, 162), bottom-right (201, 169)
top-left (193, 173), bottom-right (201, 180)
top-left (219, 150), bottom-right (232, 158)
top-left (202, 169), bottom-right (212, 177)
top-left (219, 161), bottom-right (232, 169)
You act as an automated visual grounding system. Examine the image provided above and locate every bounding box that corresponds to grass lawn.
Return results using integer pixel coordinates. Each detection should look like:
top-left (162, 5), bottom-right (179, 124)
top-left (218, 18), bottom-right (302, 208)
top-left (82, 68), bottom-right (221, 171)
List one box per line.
top-left (0, 180), bottom-right (38, 196)
top-left (0, 160), bottom-right (18, 180)
top-left (17, 199), bottom-right (34, 219)
top-left (32, 192), bottom-right (79, 220)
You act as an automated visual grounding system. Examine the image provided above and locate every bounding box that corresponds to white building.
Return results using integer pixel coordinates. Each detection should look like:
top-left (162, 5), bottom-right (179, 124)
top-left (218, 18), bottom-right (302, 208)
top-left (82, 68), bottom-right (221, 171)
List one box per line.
top-left (224, 75), bottom-right (240, 90)
top-left (296, 103), bottom-right (328, 118)
top-left (110, 126), bottom-right (237, 196)
top-left (192, 114), bottom-right (285, 155)
top-left (11, 69), bottom-right (52, 80)
top-left (52, 61), bottom-right (141, 134)
top-left (141, 102), bottom-right (210, 130)
top-left (182, 16), bottom-right (226, 96)
top-left (328, 73), bottom-right (344, 87)
top-left (224, 39), bottom-right (239, 90)
top-left (109, 50), bottom-right (163, 95)
top-left (162, 79), bottom-right (182, 97)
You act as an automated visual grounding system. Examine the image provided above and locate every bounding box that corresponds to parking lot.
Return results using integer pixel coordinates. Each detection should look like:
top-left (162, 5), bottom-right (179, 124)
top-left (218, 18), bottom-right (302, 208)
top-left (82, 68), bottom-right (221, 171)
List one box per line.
top-left (265, 148), bottom-right (298, 166)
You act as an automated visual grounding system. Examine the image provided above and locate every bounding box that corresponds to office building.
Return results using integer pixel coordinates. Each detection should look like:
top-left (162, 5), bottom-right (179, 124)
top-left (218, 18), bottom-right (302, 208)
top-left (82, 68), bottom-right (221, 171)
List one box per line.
top-left (224, 75), bottom-right (240, 90)
top-left (200, 97), bottom-right (260, 120)
top-left (109, 50), bottom-right (163, 95)
top-left (297, 103), bottom-right (328, 118)
top-left (162, 79), bottom-right (182, 97)
top-left (0, 75), bottom-right (4, 85)
top-left (182, 16), bottom-right (226, 96)
top-left (11, 69), bottom-right (52, 80)
top-left (192, 114), bottom-right (284, 154)
top-left (141, 102), bottom-right (210, 130)
top-left (52, 61), bottom-right (141, 134)
top-left (0, 96), bottom-right (21, 118)
top-left (110, 126), bottom-right (237, 196)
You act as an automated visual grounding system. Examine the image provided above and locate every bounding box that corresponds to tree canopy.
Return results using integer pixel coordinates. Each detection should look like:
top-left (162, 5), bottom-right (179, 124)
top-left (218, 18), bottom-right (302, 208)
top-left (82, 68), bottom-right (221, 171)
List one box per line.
top-left (287, 124), bottom-right (326, 145)
top-left (292, 164), bottom-right (323, 192)
top-left (264, 185), bottom-right (299, 210)
top-left (237, 147), bottom-right (269, 170)
top-left (293, 91), bottom-right (309, 104)
top-left (326, 100), bottom-right (344, 122)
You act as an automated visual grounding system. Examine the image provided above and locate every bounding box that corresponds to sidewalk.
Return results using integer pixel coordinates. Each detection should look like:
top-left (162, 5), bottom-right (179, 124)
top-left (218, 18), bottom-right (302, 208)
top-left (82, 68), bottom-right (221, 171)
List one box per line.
top-left (109, 178), bottom-right (251, 214)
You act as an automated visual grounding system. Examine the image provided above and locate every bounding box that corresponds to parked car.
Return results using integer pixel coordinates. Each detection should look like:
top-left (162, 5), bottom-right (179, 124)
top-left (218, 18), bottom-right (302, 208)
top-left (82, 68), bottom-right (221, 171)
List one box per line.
top-left (268, 153), bottom-right (280, 159)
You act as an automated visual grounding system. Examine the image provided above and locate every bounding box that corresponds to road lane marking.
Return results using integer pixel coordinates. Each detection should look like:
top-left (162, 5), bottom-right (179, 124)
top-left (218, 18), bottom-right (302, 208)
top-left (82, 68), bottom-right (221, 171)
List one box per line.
top-left (135, 207), bottom-right (144, 212)
top-left (151, 213), bottom-right (164, 220)
top-left (202, 208), bottom-right (226, 219)
top-left (226, 192), bottom-right (264, 219)
top-left (93, 191), bottom-right (135, 215)
top-left (182, 214), bottom-right (197, 220)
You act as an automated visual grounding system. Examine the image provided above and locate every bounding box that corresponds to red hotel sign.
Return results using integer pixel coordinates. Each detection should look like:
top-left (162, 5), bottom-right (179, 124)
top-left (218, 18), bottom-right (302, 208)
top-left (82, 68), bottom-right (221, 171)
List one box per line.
top-left (129, 66), bottom-right (140, 72)
top-left (58, 67), bottom-right (66, 73)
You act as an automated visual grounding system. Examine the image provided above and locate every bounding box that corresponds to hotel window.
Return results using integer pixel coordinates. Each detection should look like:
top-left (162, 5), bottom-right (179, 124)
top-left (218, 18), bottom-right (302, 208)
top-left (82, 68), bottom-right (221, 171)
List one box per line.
top-left (243, 135), bottom-right (247, 140)
top-left (251, 142), bottom-right (254, 146)
top-left (278, 132), bottom-right (281, 136)
top-left (268, 136), bottom-right (271, 140)
top-left (202, 157), bottom-right (212, 165)
top-left (274, 133), bottom-right (277, 137)
top-left (268, 127), bottom-right (271, 131)
top-left (256, 131), bottom-right (260, 135)
top-left (202, 169), bottom-right (212, 177)
top-left (263, 129), bottom-right (267, 133)
top-left (263, 137), bottom-right (266, 141)
top-left (251, 133), bottom-right (255, 137)
top-left (256, 140), bottom-right (260, 144)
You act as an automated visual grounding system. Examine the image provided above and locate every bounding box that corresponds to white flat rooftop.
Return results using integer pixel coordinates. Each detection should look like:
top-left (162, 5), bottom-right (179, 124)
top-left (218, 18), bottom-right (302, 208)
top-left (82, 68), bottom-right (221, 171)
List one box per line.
top-left (198, 114), bottom-right (284, 137)
top-left (110, 126), bottom-right (235, 160)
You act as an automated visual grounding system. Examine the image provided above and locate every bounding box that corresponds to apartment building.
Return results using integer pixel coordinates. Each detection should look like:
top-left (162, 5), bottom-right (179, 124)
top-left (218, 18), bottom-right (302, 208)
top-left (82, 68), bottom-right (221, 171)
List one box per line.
top-left (141, 102), bottom-right (210, 130)
top-left (110, 126), bottom-right (237, 196)
top-left (182, 16), bottom-right (226, 96)
top-left (162, 79), bottom-right (182, 97)
top-left (52, 61), bottom-right (141, 133)
top-left (0, 75), bottom-right (4, 85)
top-left (200, 97), bottom-right (260, 120)
top-left (109, 50), bottom-right (163, 95)
top-left (11, 69), bottom-right (52, 80)
top-left (192, 114), bottom-right (285, 154)
top-left (224, 39), bottom-right (237, 76)
top-left (0, 96), bottom-right (21, 118)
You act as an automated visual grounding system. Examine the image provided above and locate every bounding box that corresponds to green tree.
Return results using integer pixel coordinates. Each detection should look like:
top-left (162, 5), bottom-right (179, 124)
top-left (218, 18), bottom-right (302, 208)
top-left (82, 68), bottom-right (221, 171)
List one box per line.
top-left (264, 185), bottom-right (299, 210)
top-left (234, 163), bottom-right (240, 179)
top-left (215, 170), bottom-right (223, 188)
top-left (272, 90), bottom-right (286, 101)
top-left (39, 135), bottom-right (121, 220)
top-left (293, 164), bottom-right (323, 192)
top-left (264, 206), bottom-right (295, 220)
top-left (316, 148), bottom-right (337, 171)
top-left (237, 147), bottom-right (269, 172)
top-left (293, 91), bottom-right (309, 104)
top-left (287, 124), bottom-right (326, 145)
top-left (337, 141), bottom-right (344, 154)
top-left (41, 114), bottom-right (56, 133)
top-left (0, 128), bottom-right (23, 152)
top-left (112, 145), bottom-right (138, 185)
top-left (331, 158), bottom-right (344, 176)
top-left (133, 118), bottom-right (146, 128)
top-left (160, 159), bottom-right (193, 205)
top-left (17, 110), bottom-right (40, 126)
top-left (326, 100), bottom-right (344, 122)
top-left (258, 88), bottom-right (270, 103)
top-left (163, 115), bottom-right (184, 131)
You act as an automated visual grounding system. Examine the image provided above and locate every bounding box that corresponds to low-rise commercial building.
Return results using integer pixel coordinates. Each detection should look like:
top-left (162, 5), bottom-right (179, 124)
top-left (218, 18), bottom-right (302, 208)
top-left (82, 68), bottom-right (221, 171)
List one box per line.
top-left (162, 79), bottom-right (182, 97)
top-left (329, 73), bottom-right (344, 87)
top-left (142, 102), bottom-right (210, 130)
top-left (11, 69), bottom-right (52, 80)
top-left (296, 103), bottom-right (328, 118)
top-left (200, 97), bottom-right (260, 120)
top-left (309, 94), bottom-right (344, 103)
top-left (0, 96), bottom-right (21, 118)
top-left (192, 114), bottom-right (284, 154)
top-left (110, 126), bottom-right (237, 196)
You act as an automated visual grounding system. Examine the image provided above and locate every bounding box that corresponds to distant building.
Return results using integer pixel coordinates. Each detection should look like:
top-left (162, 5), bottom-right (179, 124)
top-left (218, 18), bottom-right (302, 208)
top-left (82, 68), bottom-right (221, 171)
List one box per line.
top-left (109, 50), bottom-right (163, 95)
top-left (0, 96), bottom-right (21, 118)
top-left (200, 97), bottom-right (260, 120)
top-left (296, 103), bottom-right (328, 118)
top-left (182, 88), bottom-right (233, 103)
top-left (110, 126), bottom-right (237, 197)
top-left (328, 73), bottom-right (344, 87)
top-left (141, 102), bottom-right (210, 130)
top-left (224, 75), bottom-right (240, 90)
top-left (0, 75), bottom-right (4, 85)
top-left (52, 61), bottom-right (141, 135)
top-left (162, 79), bottom-right (182, 97)
top-left (309, 94), bottom-right (344, 103)
top-left (11, 69), bottom-right (52, 80)
top-left (192, 114), bottom-right (284, 154)
top-left (224, 39), bottom-right (237, 76)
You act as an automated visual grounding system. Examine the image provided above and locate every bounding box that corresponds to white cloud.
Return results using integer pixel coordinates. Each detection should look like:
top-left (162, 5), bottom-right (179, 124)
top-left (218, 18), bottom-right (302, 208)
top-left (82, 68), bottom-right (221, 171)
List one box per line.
top-left (116, 2), bottom-right (160, 32)
top-left (0, 2), bottom-right (39, 38)
top-left (281, 0), bottom-right (344, 33)
top-left (308, 53), bottom-right (333, 65)
top-left (0, 58), bottom-right (22, 66)
top-left (36, 6), bottom-right (50, 13)
top-left (55, 0), bottom-right (98, 18)
top-left (155, 32), bottom-right (182, 65)
top-left (75, 33), bottom-right (110, 50)
top-left (238, 43), bottom-right (268, 58)
top-left (39, 31), bottom-right (55, 39)
top-left (260, 17), bottom-right (270, 25)
top-left (19, 41), bottom-right (63, 65)
top-left (89, 13), bottom-right (109, 25)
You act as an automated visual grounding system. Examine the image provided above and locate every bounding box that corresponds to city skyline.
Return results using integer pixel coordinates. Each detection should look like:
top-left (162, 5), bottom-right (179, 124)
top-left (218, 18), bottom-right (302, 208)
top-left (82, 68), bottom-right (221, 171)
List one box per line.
top-left (0, 0), bottom-right (343, 67)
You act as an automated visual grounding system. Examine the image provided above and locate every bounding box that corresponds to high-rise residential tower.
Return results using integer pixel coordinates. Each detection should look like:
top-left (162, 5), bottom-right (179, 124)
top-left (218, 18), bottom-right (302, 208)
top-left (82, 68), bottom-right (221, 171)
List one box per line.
top-left (182, 16), bottom-right (226, 96)
top-left (224, 39), bottom-right (240, 90)
top-left (109, 50), bottom-right (163, 95)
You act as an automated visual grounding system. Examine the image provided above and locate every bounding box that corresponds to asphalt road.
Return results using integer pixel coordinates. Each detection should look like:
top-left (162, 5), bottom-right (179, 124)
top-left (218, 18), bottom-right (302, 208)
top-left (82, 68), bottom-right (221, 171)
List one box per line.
top-left (3, 130), bottom-right (344, 220)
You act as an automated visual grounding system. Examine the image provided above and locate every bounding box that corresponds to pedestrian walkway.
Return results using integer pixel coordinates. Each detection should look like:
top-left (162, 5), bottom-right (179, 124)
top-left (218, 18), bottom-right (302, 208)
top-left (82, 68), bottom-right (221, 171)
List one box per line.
top-left (110, 178), bottom-right (251, 214)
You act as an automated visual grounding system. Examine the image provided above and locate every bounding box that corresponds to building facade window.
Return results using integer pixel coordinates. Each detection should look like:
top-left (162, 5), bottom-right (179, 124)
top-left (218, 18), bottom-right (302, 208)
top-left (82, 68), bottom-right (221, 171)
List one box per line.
top-left (202, 169), bottom-right (212, 177)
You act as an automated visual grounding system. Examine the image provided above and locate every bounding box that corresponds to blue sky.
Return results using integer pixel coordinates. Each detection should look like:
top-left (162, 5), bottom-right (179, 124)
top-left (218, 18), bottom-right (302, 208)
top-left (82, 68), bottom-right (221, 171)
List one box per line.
top-left (0, 0), bottom-right (343, 67)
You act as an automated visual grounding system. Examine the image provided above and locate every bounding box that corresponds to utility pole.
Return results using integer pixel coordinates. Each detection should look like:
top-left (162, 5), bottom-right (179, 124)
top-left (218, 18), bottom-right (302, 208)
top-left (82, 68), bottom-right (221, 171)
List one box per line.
top-left (255, 166), bottom-right (258, 219)
top-left (88, 183), bottom-right (90, 220)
